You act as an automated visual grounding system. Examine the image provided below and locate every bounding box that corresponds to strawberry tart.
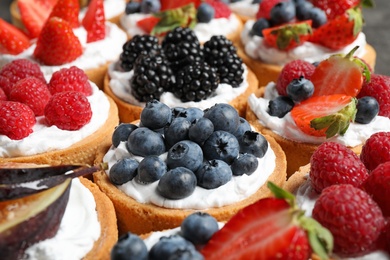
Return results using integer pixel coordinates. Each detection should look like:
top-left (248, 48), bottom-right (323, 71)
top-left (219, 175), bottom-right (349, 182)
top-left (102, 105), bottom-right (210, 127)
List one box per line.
top-left (237, 0), bottom-right (376, 86)
top-left (245, 50), bottom-right (390, 177)
top-left (0, 59), bottom-right (119, 165)
top-left (93, 101), bottom-right (287, 235)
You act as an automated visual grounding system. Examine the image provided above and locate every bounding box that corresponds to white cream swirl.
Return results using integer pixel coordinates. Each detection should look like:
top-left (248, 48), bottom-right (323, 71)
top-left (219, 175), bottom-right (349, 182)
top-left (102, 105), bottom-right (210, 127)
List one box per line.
top-left (229, 0), bottom-right (259, 19)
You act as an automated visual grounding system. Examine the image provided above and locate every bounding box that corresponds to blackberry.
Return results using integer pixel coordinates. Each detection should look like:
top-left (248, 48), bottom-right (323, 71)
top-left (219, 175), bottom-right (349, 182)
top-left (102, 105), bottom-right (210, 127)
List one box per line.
top-left (170, 62), bottom-right (219, 102)
top-left (130, 52), bottom-right (173, 102)
top-left (161, 27), bottom-right (204, 70)
top-left (203, 36), bottom-right (244, 88)
top-left (119, 35), bottom-right (161, 72)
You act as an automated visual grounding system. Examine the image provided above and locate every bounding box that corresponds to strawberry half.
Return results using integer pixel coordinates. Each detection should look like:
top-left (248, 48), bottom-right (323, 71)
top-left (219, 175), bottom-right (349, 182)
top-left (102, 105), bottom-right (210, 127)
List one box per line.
top-left (48, 0), bottom-right (80, 28)
top-left (81, 0), bottom-right (106, 43)
top-left (0, 18), bottom-right (31, 55)
top-left (136, 17), bottom-right (161, 34)
top-left (311, 0), bottom-right (374, 20)
top-left (201, 182), bottom-right (333, 259)
top-left (291, 94), bottom-right (357, 138)
top-left (17, 0), bottom-right (52, 38)
top-left (160, 0), bottom-right (201, 11)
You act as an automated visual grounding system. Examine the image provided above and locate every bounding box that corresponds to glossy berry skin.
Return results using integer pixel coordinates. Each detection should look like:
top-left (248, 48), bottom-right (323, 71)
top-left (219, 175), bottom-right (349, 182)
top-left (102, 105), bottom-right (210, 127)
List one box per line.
top-left (207, 0), bottom-right (231, 18)
top-left (109, 158), bottom-right (139, 186)
top-left (231, 153), bottom-right (259, 176)
top-left (295, 0), bottom-right (314, 20)
top-left (311, 0), bottom-right (360, 20)
top-left (360, 132), bottom-right (390, 172)
top-left (0, 18), bottom-right (30, 55)
top-left (309, 7), bottom-right (327, 28)
top-left (125, 1), bottom-right (141, 14)
top-left (126, 127), bottom-right (166, 157)
top-left (112, 123), bottom-right (138, 148)
top-left (197, 3), bottom-right (215, 23)
top-left (204, 103), bottom-right (240, 134)
top-left (149, 235), bottom-right (203, 260)
top-left (232, 117), bottom-right (251, 139)
top-left (238, 131), bottom-right (268, 158)
top-left (286, 76), bottom-right (314, 102)
top-left (195, 159), bottom-right (232, 189)
top-left (140, 0), bottom-right (161, 14)
top-left (181, 212), bottom-right (219, 246)
top-left (310, 142), bottom-right (369, 193)
top-left (313, 184), bottom-right (385, 257)
top-left (249, 18), bottom-right (270, 37)
top-left (188, 117), bottom-right (214, 145)
top-left (140, 100), bottom-right (172, 130)
top-left (136, 155), bottom-right (167, 184)
top-left (203, 130), bottom-right (240, 164)
top-left (111, 232), bottom-right (148, 260)
top-left (355, 96), bottom-right (379, 124)
top-left (167, 140), bottom-right (203, 173)
top-left (270, 1), bottom-right (296, 25)
top-left (164, 117), bottom-right (191, 148)
top-left (48, 66), bottom-right (92, 96)
top-left (256, 0), bottom-right (287, 20)
top-left (157, 167), bottom-right (197, 200)
top-left (268, 96), bottom-right (294, 118)
top-left (0, 88), bottom-right (6, 101)
top-left (176, 107), bottom-right (204, 123)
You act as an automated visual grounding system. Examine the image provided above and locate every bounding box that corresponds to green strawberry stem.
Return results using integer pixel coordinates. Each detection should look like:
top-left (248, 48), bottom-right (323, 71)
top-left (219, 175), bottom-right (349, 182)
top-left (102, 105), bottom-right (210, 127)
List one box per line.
top-left (271, 22), bottom-right (312, 50)
top-left (361, 0), bottom-right (375, 8)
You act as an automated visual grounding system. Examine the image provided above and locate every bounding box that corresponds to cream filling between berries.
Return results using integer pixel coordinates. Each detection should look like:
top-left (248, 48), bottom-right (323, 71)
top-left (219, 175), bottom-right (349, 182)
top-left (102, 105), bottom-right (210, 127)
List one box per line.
top-left (119, 13), bottom-right (241, 43)
top-left (241, 20), bottom-right (368, 66)
top-left (229, 0), bottom-right (259, 19)
top-left (23, 178), bottom-right (101, 260)
top-left (103, 139), bottom-right (276, 210)
top-left (79, 0), bottom-right (127, 20)
top-left (108, 63), bottom-right (249, 110)
top-left (0, 22), bottom-right (127, 77)
top-left (248, 82), bottom-right (390, 146)
top-left (0, 83), bottom-right (109, 157)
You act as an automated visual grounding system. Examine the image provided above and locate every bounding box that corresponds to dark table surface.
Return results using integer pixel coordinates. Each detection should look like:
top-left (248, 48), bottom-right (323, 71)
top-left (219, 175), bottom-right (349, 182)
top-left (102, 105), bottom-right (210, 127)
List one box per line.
top-left (0, 0), bottom-right (389, 74)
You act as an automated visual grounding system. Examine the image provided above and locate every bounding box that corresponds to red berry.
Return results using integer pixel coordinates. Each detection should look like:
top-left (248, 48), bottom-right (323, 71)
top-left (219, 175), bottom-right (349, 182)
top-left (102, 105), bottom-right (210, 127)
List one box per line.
top-left (276, 60), bottom-right (315, 96)
top-left (9, 77), bottom-right (51, 116)
top-left (81, 0), bottom-right (105, 43)
top-left (310, 142), bottom-right (369, 193)
top-left (206, 0), bottom-right (231, 18)
top-left (313, 184), bottom-right (385, 257)
top-left (0, 76), bottom-right (12, 97)
top-left (256, 0), bottom-right (287, 20)
top-left (311, 0), bottom-right (360, 20)
top-left (0, 101), bottom-right (36, 140)
top-left (0, 87), bottom-right (7, 101)
top-left (48, 66), bottom-right (93, 96)
top-left (360, 132), bottom-right (390, 172)
top-left (44, 91), bottom-right (92, 130)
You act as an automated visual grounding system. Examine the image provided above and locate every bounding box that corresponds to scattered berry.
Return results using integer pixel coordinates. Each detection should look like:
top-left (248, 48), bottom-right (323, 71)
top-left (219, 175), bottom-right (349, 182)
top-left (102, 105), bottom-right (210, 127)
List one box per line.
top-left (126, 127), bottom-right (166, 157)
top-left (355, 96), bottom-right (379, 124)
top-left (197, 3), bottom-right (215, 23)
top-left (125, 1), bottom-right (141, 14)
top-left (286, 76), bottom-right (314, 102)
top-left (164, 117), bottom-right (191, 148)
top-left (268, 96), bottom-right (294, 118)
top-left (157, 167), bottom-right (197, 200)
top-left (167, 140), bottom-right (203, 173)
top-left (269, 0), bottom-right (296, 25)
top-left (140, 0), bottom-right (161, 14)
top-left (112, 123), bottom-right (138, 147)
top-left (202, 130), bottom-right (240, 164)
top-left (249, 18), bottom-right (270, 37)
top-left (231, 153), bottom-right (259, 176)
top-left (360, 132), bottom-right (390, 172)
top-left (195, 159), bottom-right (232, 189)
top-left (238, 131), bottom-right (268, 158)
top-left (188, 117), bottom-right (214, 145)
top-left (140, 99), bottom-right (172, 130)
top-left (109, 158), bottom-right (139, 185)
top-left (48, 66), bottom-right (93, 96)
top-left (110, 232), bottom-right (148, 260)
top-left (204, 103), bottom-right (240, 133)
top-left (181, 212), bottom-right (219, 246)
top-left (136, 155), bottom-right (167, 184)
top-left (256, 0), bottom-right (287, 20)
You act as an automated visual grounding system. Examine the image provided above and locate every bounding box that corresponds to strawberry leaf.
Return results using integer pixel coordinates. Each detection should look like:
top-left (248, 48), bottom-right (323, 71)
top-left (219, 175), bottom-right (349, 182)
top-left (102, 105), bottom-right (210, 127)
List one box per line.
top-left (347, 8), bottom-right (363, 36)
top-left (362, 0), bottom-right (374, 8)
top-left (303, 217), bottom-right (334, 260)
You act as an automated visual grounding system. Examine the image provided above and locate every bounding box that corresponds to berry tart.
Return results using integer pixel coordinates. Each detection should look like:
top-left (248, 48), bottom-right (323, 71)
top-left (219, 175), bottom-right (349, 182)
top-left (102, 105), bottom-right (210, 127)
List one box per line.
top-left (245, 49), bottom-right (390, 177)
top-left (237, 0), bottom-right (377, 86)
top-left (1, 0), bottom-right (128, 89)
top-left (227, 0), bottom-right (260, 22)
top-left (120, 0), bottom-right (243, 44)
top-left (105, 27), bottom-right (258, 123)
top-left (0, 60), bottom-right (119, 165)
top-left (93, 101), bottom-right (287, 235)
top-left (0, 163), bottom-right (118, 260)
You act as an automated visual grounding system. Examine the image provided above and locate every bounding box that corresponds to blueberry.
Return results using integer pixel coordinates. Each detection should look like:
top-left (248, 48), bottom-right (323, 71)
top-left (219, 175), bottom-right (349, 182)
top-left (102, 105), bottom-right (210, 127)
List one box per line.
top-left (355, 96), bottom-right (379, 124)
top-left (189, 117), bottom-right (214, 145)
top-left (149, 235), bottom-right (203, 260)
top-left (182, 107), bottom-right (204, 123)
top-left (202, 130), bottom-right (240, 164)
top-left (286, 76), bottom-right (314, 102)
top-left (109, 158), bottom-right (139, 185)
top-left (231, 153), bottom-right (259, 176)
top-left (249, 18), bottom-right (270, 37)
top-left (167, 140), bottom-right (203, 172)
top-left (295, 0), bottom-right (313, 21)
top-left (252, 0), bottom-right (261, 3)
top-left (195, 159), bottom-right (232, 189)
top-left (171, 107), bottom-right (186, 118)
top-left (204, 103), bottom-right (240, 134)
top-left (125, 1), bottom-right (141, 15)
top-left (112, 123), bottom-right (138, 147)
top-left (197, 3), bottom-right (215, 23)
top-left (111, 232), bottom-right (148, 260)
top-left (157, 167), bottom-right (197, 200)
top-left (268, 96), bottom-right (294, 118)
top-left (140, 0), bottom-right (161, 14)
top-left (127, 127), bottom-right (166, 156)
top-left (164, 117), bottom-right (191, 148)
top-left (270, 1), bottom-right (296, 25)
top-left (309, 7), bottom-right (327, 28)
top-left (136, 155), bottom-right (167, 184)
top-left (239, 131), bottom-right (268, 158)
top-left (140, 100), bottom-right (172, 130)
top-left (181, 212), bottom-right (219, 246)
top-left (233, 117), bottom-right (251, 139)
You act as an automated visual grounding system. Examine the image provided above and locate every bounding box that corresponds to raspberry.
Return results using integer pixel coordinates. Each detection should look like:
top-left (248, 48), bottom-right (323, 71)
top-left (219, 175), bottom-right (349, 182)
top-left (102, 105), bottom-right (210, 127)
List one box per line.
top-left (9, 78), bottom-right (51, 116)
top-left (206, 0), bottom-right (231, 18)
top-left (0, 76), bottom-right (12, 97)
top-left (0, 88), bottom-right (6, 101)
top-left (0, 59), bottom-right (46, 95)
top-left (312, 184), bottom-right (385, 257)
top-left (44, 91), bottom-right (92, 130)
top-left (357, 74), bottom-right (390, 118)
top-left (256, 0), bottom-right (287, 20)
top-left (360, 132), bottom-right (390, 172)
top-left (48, 66), bottom-right (93, 96)
top-left (276, 60), bottom-right (315, 96)
top-left (0, 101), bottom-right (36, 140)
top-left (309, 142), bottom-right (369, 193)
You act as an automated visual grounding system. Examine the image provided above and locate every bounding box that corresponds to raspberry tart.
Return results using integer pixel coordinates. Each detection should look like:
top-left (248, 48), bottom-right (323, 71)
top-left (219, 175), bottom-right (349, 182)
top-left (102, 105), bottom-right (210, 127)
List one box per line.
top-left (93, 101), bottom-right (287, 235)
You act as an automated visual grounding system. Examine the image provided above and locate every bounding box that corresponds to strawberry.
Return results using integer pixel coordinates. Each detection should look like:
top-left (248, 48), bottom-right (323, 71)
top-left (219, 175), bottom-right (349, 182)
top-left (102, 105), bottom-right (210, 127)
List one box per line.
top-left (81, 0), bottom-right (106, 43)
top-left (160, 0), bottom-right (201, 11)
top-left (311, 0), bottom-right (374, 20)
top-left (310, 46), bottom-right (370, 97)
top-left (0, 18), bottom-right (31, 55)
top-left (290, 94), bottom-right (357, 138)
top-left (17, 0), bottom-right (52, 38)
top-left (309, 8), bottom-right (363, 50)
top-left (33, 17), bottom-right (83, 66)
top-left (360, 132), bottom-right (390, 172)
top-left (136, 17), bottom-right (161, 34)
top-left (201, 182), bottom-right (333, 260)
top-left (38, 0), bottom-right (58, 9)
top-left (48, 0), bottom-right (80, 28)
top-left (256, 0), bottom-right (287, 20)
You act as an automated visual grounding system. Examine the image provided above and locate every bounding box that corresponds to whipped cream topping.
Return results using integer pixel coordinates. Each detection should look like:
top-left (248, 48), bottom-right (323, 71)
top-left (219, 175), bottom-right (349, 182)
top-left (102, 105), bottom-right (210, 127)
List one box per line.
top-left (229, 0), bottom-right (259, 19)
top-left (0, 22), bottom-right (127, 78)
top-left (0, 83), bottom-right (110, 157)
top-left (23, 178), bottom-right (101, 260)
top-left (79, 0), bottom-right (126, 20)
top-left (103, 137), bottom-right (276, 210)
top-left (119, 13), bottom-right (241, 43)
top-left (247, 82), bottom-right (390, 147)
top-left (108, 62), bottom-right (249, 110)
top-left (241, 20), bottom-right (368, 66)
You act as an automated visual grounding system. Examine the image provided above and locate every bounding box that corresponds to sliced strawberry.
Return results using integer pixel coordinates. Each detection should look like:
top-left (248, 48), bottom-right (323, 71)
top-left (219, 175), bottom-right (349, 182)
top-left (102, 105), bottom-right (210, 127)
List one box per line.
top-left (206, 0), bottom-right (231, 18)
top-left (256, 0), bottom-right (288, 20)
top-left (17, 0), bottom-right (52, 38)
top-left (160, 0), bottom-right (201, 11)
top-left (81, 0), bottom-right (105, 42)
top-left (311, 0), bottom-right (373, 20)
top-left (291, 94), bottom-right (357, 138)
top-left (0, 18), bottom-right (31, 55)
top-left (38, 0), bottom-right (58, 8)
top-left (136, 16), bottom-right (161, 34)
top-left (48, 0), bottom-right (80, 28)
top-left (262, 20), bottom-right (312, 51)
top-left (33, 17), bottom-right (82, 66)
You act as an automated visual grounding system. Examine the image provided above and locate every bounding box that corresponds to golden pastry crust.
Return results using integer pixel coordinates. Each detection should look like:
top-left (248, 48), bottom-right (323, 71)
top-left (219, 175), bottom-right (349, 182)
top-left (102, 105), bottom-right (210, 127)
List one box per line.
top-left (93, 134), bottom-right (287, 235)
top-left (0, 95), bottom-right (119, 166)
